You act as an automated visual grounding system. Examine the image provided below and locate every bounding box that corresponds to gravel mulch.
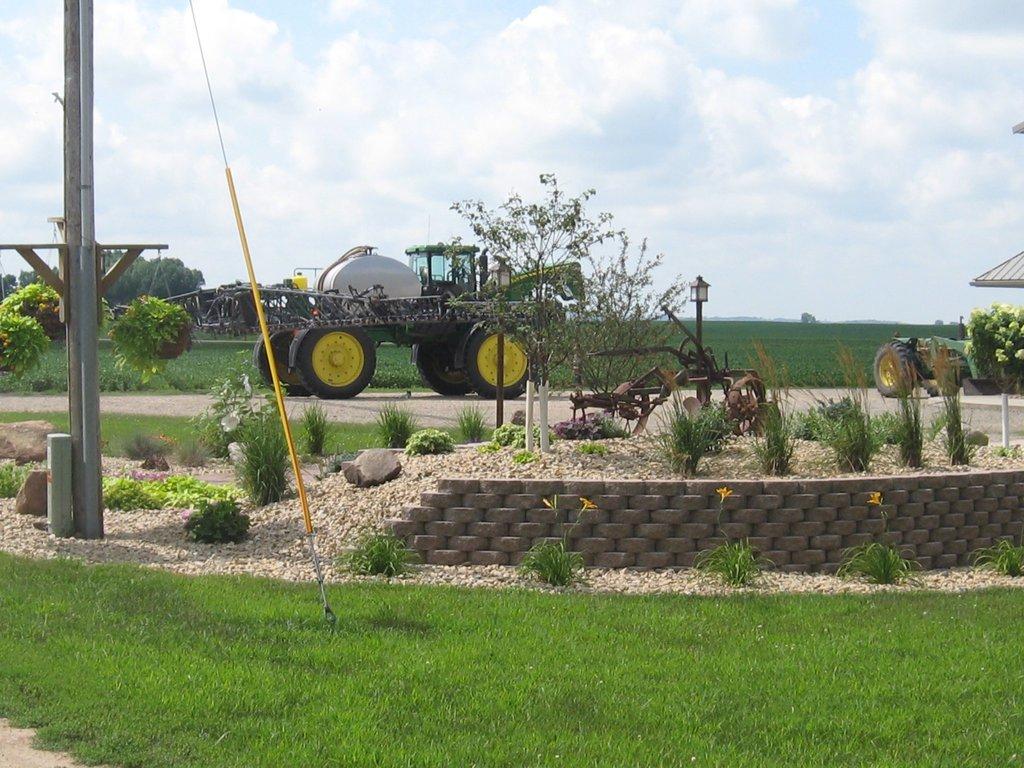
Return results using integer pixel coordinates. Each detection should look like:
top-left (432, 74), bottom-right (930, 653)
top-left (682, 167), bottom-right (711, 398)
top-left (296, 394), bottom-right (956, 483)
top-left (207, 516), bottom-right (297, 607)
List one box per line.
top-left (2, 439), bottom-right (1023, 596)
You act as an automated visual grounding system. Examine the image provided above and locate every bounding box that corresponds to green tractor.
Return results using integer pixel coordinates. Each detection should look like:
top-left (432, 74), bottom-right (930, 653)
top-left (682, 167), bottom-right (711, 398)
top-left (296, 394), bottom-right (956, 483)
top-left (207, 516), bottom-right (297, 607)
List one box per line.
top-left (181, 243), bottom-right (579, 400)
top-left (872, 336), bottom-right (978, 397)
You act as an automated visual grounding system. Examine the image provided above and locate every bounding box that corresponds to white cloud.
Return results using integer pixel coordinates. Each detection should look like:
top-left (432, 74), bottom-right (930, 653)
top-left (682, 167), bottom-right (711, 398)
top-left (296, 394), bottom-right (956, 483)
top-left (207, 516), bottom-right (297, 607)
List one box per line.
top-left (3, 0), bottom-right (1024, 320)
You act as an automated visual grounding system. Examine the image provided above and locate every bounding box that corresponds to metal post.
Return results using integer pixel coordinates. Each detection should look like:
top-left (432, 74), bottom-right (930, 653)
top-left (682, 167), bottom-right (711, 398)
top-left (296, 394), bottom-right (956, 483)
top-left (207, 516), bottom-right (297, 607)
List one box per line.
top-left (48, 433), bottom-right (74, 538)
top-left (695, 298), bottom-right (703, 347)
top-left (495, 332), bottom-right (505, 428)
top-left (1001, 392), bottom-right (1010, 449)
top-left (525, 378), bottom-right (535, 452)
top-left (77, 0), bottom-right (102, 537)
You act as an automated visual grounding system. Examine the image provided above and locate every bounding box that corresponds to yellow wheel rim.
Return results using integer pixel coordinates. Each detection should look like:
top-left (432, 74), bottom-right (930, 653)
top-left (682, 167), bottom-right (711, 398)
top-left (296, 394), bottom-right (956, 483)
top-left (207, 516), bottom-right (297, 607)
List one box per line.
top-left (310, 332), bottom-right (364, 388)
top-left (878, 355), bottom-right (899, 389)
top-left (477, 334), bottom-right (527, 387)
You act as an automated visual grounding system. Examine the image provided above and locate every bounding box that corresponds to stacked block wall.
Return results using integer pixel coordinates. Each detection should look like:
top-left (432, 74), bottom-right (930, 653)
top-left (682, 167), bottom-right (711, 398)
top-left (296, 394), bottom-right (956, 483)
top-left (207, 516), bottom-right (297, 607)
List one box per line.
top-left (384, 472), bottom-right (1024, 571)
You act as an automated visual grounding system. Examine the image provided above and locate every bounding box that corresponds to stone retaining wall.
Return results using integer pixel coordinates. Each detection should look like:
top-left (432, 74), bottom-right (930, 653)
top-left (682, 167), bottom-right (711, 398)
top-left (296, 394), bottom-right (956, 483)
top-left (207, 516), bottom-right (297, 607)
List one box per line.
top-left (384, 471), bottom-right (1024, 572)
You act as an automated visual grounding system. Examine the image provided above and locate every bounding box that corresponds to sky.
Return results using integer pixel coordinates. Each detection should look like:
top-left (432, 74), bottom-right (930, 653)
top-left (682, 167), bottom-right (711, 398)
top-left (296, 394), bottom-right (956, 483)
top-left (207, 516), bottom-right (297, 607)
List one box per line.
top-left (2, 0), bottom-right (1024, 322)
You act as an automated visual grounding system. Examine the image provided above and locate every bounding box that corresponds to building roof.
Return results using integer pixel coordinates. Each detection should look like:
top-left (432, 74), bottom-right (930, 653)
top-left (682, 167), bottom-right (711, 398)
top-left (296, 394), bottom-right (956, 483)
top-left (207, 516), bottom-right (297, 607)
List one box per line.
top-left (972, 250), bottom-right (1024, 287)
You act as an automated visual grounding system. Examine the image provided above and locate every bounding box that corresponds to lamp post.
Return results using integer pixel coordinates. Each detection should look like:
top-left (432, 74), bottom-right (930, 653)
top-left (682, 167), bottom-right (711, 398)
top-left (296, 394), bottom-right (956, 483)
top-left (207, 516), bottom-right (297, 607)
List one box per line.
top-left (489, 257), bottom-right (512, 427)
top-left (690, 275), bottom-right (709, 346)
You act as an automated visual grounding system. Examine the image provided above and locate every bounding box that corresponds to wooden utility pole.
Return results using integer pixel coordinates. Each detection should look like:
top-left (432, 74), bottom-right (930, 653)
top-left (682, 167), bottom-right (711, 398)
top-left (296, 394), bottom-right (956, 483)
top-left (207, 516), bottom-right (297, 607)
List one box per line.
top-left (62, 0), bottom-right (103, 537)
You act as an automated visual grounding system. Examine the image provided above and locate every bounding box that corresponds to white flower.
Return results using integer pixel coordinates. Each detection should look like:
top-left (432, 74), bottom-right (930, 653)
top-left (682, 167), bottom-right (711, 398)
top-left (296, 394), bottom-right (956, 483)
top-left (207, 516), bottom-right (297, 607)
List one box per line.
top-left (220, 413), bottom-right (240, 432)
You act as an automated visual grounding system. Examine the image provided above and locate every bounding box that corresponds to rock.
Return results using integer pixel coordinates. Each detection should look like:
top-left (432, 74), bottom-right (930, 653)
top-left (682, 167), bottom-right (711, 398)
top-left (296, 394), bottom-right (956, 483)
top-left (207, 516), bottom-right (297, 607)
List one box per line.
top-left (15, 469), bottom-right (47, 516)
top-left (966, 430), bottom-right (990, 447)
top-left (141, 455), bottom-right (170, 471)
top-left (227, 442), bottom-right (244, 466)
top-left (343, 449), bottom-right (402, 488)
top-left (0, 420), bottom-right (54, 464)
top-left (511, 410), bottom-right (526, 426)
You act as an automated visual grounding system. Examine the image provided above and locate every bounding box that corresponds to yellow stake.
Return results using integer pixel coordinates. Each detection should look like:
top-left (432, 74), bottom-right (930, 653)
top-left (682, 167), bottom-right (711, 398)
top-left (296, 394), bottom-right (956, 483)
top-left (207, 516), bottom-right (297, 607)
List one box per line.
top-left (225, 167), bottom-right (313, 534)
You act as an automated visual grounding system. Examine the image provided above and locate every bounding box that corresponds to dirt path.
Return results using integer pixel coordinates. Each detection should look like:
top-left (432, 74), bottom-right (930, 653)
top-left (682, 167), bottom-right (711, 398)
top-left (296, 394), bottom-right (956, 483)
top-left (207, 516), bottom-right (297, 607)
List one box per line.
top-left (0, 389), bottom-right (1018, 439)
top-left (0, 720), bottom-right (105, 768)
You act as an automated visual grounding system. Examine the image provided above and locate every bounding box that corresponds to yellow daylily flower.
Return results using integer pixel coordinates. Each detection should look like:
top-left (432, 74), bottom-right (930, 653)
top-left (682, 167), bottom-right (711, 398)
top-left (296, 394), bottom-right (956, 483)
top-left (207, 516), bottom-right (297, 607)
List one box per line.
top-left (542, 496), bottom-right (556, 509)
top-left (580, 497), bottom-right (598, 510)
top-left (867, 491), bottom-right (883, 506)
top-left (716, 487), bottom-right (733, 502)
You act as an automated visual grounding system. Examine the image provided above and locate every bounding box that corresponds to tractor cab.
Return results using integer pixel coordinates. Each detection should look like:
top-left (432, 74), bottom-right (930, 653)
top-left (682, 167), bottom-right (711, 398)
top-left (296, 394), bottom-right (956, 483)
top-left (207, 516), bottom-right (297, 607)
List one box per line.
top-left (405, 244), bottom-right (480, 297)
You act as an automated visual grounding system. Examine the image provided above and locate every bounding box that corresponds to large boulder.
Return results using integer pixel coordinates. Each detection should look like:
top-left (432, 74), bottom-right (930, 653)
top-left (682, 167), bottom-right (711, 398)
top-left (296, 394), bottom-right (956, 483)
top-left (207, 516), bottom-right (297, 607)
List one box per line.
top-left (0, 420), bottom-right (54, 464)
top-left (15, 469), bottom-right (47, 516)
top-left (343, 449), bottom-right (401, 488)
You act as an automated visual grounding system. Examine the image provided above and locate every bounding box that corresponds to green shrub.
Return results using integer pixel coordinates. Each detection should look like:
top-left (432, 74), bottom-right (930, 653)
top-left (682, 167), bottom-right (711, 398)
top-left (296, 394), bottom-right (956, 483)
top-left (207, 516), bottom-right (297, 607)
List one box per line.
top-left (576, 442), bottom-right (608, 456)
top-left (344, 532), bottom-right (418, 576)
top-left (512, 449), bottom-right (538, 464)
top-left (476, 441), bottom-right (501, 454)
top-left (753, 404), bottom-right (795, 475)
top-left (301, 403), bottom-right (329, 456)
top-left (405, 428), bottom-right (455, 456)
top-left (0, 313), bottom-right (49, 378)
top-left (175, 438), bottom-right (210, 468)
top-left (694, 540), bottom-right (769, 587)
top-left (376, 404), bottom-right (418, 449)
top-left (124, 433), bottom-right (172, 462)
top-left (492, 423), bottom-right (540, 449)
top-left (838, 543), bottom-right (918, 584)
top-left (184, 498), bottom-right (250, 544)
top-left (972, 539), bottom-right (1024, 577)
top-left (658, 398), bottom-right (730, 476)
top-left (0, 463), bottom-right (28, 498)
top-left (236, 409), bottom-right (289, 506)
top-left (103, 477), bottom-right (164, 510)
top-left (520, 540), bottom-right (584, 587)
top-left (192, 358), bottom-right (265, 458)
top-left (456, 407), bottom-right (488, 443)
top-left (965, 303), bottom-right (1024, 389)
top-left (109, 296), bottom-right (191, 379)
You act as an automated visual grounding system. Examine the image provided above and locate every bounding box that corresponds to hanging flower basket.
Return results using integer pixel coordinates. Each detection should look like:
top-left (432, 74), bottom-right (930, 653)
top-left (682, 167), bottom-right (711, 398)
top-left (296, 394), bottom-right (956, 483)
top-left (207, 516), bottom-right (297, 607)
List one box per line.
top-left (0, 282), bottom-right (64, 341)
top-left (109, 296), bottom-right (193, 379)
top-left (0, 313), bottom-right (49, 377)
top-left (156, 319), bottom-right (193, 360)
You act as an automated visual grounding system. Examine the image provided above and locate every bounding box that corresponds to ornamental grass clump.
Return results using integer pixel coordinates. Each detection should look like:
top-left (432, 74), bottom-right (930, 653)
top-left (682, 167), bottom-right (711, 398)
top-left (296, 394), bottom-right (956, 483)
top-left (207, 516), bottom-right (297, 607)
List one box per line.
top-left (880, 347), bottom-right (924, 468)
top-left (838, 542), bottom-right (919, 585)
top-left (456, 407), bottom-right (488, 443)
top-left (932, 346), bottom-right (974, 466)
top-left (820, 348), bottom-right (881, 472)
top-left (236, 409), bottom-right (289, 506)
top-left (405, 428), bottom-right (455, 456)
top-left (752, 344), bottom-right (795, 476)
top-left (109, 296), bottom-right (191, 379)
top-left (301, 403), bottom-right (329, 456)
top-left (694, 540), bottom-right (769, 587)
top-left (972, 539), bottom-right (1024, 577)
top-left (376, 404), bottom-right (418, 449)
top-left (183, 498), bottom-right (250, 544)
top-left (124, 432), bottom-right (173, 462)
top-left (344, 532), bottom-right (418, 576)
top-left (658, 396), bottom-right (730, 476)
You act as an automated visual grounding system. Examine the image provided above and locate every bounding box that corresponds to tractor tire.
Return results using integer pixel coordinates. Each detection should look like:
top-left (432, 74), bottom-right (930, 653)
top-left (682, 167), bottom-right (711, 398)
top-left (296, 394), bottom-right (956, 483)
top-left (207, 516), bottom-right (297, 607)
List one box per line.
top-left (873, 342), bottom-right (917, 398)
top-left (414, 341), bottom-right (472, 396)
top-left (293, 327), bottom-right (376, 399)
top-left (464, 330), bottom-right (528, 399)
top-left (253, 331), bottom-right (309, 396)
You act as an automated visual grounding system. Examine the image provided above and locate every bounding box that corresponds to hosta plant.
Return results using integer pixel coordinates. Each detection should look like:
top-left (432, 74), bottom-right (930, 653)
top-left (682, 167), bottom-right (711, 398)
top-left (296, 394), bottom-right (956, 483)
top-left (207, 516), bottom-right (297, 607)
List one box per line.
top-left (109, 296), bottom-right (191, 379)
top-left (404, 428), bottom-right (455, 456)
top-left (0, 312), bottom-right (50, 377)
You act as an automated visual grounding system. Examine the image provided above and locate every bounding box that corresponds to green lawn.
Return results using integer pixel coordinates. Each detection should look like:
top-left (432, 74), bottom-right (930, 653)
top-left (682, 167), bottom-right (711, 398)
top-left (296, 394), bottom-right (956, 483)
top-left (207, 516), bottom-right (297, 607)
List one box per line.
top-left (0, 555), bottom-right (1021, 767)
top-left (0, 411), bottom-right (383, 456)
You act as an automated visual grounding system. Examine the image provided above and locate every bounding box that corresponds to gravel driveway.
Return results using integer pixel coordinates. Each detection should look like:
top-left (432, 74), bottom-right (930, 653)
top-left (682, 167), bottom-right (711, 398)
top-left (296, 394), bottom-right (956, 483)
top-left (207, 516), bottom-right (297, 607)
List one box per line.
top-left (0, 389), bottom-right (1020, 439)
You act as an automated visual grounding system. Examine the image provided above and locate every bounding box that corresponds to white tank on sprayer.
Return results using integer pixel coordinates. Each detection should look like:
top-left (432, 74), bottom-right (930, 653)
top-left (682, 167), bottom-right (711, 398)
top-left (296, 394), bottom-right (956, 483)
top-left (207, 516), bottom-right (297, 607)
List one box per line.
top-left (315, 245), bottom-right (422, 299)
